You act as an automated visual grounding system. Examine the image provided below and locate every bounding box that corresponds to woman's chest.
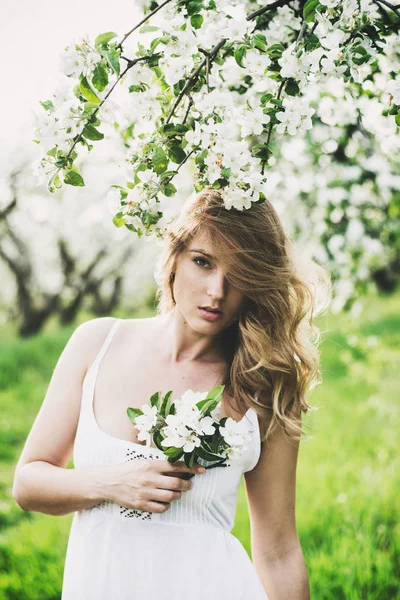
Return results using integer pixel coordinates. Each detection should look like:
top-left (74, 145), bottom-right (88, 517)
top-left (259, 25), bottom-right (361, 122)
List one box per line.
top-left (93, 348), bottom-right (229, 445)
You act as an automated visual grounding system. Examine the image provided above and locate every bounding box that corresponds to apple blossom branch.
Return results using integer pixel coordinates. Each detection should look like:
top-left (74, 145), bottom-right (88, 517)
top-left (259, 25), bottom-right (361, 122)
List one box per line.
top-left (64, 54), bottom-right (157, 163)
top-left (165, 0), bottom-right (302, 124)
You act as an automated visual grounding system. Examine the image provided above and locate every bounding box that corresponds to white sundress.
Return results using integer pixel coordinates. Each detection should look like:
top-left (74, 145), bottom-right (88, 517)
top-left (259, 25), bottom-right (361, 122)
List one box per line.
top-left (61, 318), bottom-right (269, 600)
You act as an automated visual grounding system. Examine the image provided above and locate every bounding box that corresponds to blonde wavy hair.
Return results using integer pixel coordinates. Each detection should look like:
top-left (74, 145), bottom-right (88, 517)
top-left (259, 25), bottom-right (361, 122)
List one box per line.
top-left (154, 188), bottom-right (331, 444)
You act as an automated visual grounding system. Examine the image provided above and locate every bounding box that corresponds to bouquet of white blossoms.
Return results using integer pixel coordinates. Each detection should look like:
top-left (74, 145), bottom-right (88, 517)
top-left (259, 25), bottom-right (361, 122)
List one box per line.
top-left (127, 384), bottom-right (252, 480)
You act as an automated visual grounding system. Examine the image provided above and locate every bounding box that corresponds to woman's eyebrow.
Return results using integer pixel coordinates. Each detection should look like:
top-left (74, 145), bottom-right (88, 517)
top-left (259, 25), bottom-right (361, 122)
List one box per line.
top-left (189, 248), bottom-right (215, 259)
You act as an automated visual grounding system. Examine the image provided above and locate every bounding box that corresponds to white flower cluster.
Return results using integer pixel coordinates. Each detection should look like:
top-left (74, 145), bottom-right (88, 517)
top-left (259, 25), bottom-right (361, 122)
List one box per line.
top-left (276, 96), bottom-right (315, 136)
top-left (183, 88), bottom-right (270, 210)
top-left (31, 0), bottom-right (400, 301)
top-left (33, 79), bottom-right (82, 152)
top-left (59, 34), bottom-right (103, 78)
top-left (134, 389), bottom-right (251, 461)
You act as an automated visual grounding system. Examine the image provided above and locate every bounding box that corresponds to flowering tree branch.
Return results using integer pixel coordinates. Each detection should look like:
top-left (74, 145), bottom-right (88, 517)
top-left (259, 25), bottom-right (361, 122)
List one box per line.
top-left (31, 0), bottom-right (400, 307)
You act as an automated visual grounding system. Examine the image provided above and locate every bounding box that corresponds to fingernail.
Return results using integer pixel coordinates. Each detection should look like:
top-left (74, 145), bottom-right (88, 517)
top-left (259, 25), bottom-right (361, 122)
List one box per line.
top-left (198, 467), bottom-right (206, 473)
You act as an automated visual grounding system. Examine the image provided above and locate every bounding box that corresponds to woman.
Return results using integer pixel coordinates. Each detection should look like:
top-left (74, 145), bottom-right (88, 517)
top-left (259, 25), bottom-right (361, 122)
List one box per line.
top-left (12, 187), bottom-right (330, 599)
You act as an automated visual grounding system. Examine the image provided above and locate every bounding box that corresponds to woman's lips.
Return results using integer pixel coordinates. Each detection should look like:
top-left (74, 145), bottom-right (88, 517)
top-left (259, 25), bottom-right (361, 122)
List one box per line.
top-left (198, 307), bottom-right (223, 321)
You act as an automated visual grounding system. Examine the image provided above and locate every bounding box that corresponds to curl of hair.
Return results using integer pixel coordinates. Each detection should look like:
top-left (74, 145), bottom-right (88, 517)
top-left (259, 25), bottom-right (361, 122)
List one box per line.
top-left (154, 188), bottom-right (332, 445)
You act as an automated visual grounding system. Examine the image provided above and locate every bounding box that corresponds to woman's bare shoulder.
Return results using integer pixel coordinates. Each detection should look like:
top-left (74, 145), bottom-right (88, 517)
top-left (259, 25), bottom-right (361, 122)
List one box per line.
top-left (72, 317), bottom-right (119, 369)
top-left (75, 315), bottom-right (160, 368)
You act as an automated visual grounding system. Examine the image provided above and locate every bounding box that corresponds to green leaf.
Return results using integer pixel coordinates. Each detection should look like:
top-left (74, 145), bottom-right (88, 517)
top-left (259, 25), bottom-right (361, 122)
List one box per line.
top-left (82, 124), bottom-right (104, 141)
top-left (139, 25), bottom-right (160, 33)
top-left (163, 182), bottom-right (177, 197)
top-left (304, 33), bottom-right (320, 52)
top-left (195, 388), bottom-right (223, 415)
top-left (351, 45), bottom-right (371, 66)
top-left (160, 390), bottom-right (173, 417)
top-left (150, 37), bottom-right (162, 53)
top-left (112, 212), bottom-right (126, 227)
top-left (395, 110), bottom-right (400, 127)
top-left (79, 76), bottom-right (101, 104)
top-left (162, 446), bottom-right (184, 461)
top-left (267, 44), bottom-right (285, 59)
top-left (64, 170), bottom-right (85, 187)
top-left (206, 384), bottom-right (225, 402)
top-left (166, 144), bottom-right (186, 164)
top-left (285, 78), bottom-right (300, 96)
top-left (161, 123), bottom-right (189, 137)
top-left (40, 100), bottom-right (54, 112)
top-left (251, 143), bottom-right (270, 160)
top-left (187, 1), bottom-right (202, 15)
top-left (303, 0), bottom-right (323, 23)
top-left (160, 169), bottom-right (179, 181)
top-left (234, 45), bottom-right (246, 68)
top-left (126, 407), bottom-right (143, 422)
top-left (152, 147), bottom-right (169, 174)
top-left (212, 178), bottom-right (229, 190)
top-left (73, 83), bottom-right (84, 100)
top-left (173, 124), bottom-right (190, 134)
top-left (129, 82), bottom-right (149, 93)
top-left (95, 32), bottom-right (117, 49)
top-left (196, 446), bottom-right (223, 462)
top-left (148, 391), bottom-right (161, 408)
top-left (46, 147), bottom-right (58, 158)
top-left (260, 93), bottom-right (273, 105)
top-left (82, 101), bottom-right (99, 117)
top-left (363, 25), bottom-right (379, 41)
top-left (106, 48), bottom-right (121, 76)
top-left (92, 63), bottom-right (109, 92)
top-left (253, 34), bottom-right (268, 52)
top-left (48, 171), bottom-right (62, 192)
top-left (142, 210), bottom-right (161, 226)
top-left (190, 14), bottom-right (203, 29)
top-left (53, 174), bottom-right (62, 189)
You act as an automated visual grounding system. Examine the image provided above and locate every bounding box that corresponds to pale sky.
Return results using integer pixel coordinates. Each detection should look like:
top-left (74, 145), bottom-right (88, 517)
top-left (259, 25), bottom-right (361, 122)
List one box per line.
top-left (0, 0), bottom-right (141, 167)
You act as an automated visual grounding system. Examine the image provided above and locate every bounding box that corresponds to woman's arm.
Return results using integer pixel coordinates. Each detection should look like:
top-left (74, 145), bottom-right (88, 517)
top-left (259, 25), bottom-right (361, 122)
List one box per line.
top-left (244, 414), bottom-right (310, 600)
top-left (12, 317), bottom-right (117, 516)
top-left (13, 461), bottom-right (110, 516)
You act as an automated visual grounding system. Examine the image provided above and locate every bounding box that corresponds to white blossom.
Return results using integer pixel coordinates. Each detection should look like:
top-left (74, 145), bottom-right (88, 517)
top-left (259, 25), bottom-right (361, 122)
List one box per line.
top-left (276, 97), bottom-right (315, 136)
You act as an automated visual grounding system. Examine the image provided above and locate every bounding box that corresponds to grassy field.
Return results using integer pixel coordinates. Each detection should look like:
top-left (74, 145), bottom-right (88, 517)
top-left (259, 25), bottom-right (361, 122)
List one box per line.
top-left (0, 292), bottom-right (399, 599)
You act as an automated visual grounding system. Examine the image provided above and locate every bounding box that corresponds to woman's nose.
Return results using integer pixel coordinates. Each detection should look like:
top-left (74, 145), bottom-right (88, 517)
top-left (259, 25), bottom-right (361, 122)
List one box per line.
top-left (207, 272), bottom-right (226, 300)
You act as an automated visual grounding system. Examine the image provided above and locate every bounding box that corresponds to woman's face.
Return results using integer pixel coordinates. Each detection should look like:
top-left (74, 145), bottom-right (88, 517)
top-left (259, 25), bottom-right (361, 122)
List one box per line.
top-left (172, 231), bottom-right (247, 334)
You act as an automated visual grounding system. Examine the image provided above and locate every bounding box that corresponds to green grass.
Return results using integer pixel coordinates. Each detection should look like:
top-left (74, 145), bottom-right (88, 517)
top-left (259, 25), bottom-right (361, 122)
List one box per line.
top-left (0, 292), bottom-right (399, 599)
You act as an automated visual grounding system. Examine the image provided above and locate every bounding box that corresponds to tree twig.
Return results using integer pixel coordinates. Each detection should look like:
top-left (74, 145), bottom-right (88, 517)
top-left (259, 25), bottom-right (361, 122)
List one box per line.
top-left (116, 0), bottom-right (173, 50)
top-left (295, 20), bottom-right (307, 51)
top-left (261, 79), bottom-right (286, 176)
top-left (247, 0), bottom-right (293, 20)
top-left (165, 39), bottom-right (227, 123)
top-left (374, 0), bottom-right (400, 18)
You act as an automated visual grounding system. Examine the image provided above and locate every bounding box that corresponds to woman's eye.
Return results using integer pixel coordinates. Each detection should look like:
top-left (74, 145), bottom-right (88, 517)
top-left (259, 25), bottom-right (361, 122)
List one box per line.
top-left (193, 257), bottom-right (210, 269)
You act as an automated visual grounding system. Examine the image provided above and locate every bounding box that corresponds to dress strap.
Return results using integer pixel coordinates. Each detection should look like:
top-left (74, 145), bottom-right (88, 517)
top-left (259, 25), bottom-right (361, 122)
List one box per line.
top-left (92, 318), bottom-right (122, 371)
